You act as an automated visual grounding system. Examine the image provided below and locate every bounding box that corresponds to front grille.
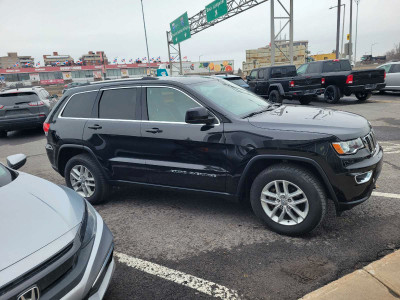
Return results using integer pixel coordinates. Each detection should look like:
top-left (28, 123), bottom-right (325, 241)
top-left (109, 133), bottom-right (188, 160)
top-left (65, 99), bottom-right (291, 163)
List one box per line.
top-left (0, 242), bottom-right (75, 299)
top-left (363, 131), bottom-right (377, 154)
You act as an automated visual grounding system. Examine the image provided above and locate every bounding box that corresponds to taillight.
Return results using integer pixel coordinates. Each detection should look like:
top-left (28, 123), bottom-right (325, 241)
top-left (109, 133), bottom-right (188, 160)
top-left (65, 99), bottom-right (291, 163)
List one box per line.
top-left (0, 105), bottom-right (4, 109)
top-left (384, 71), bottom-right (386, 80)
top-left (43, 122), bottom-right (50, 134)
top-left (289, 80), bottom-right (295, 87)
top-left (64, 84), bottom-right (68, 88)
top-left (321, 78), bottom-right (325, 84)
top-left (28, 101), bottom-right (45, 106)
top-left (346, 74), bottom-right (353, 84)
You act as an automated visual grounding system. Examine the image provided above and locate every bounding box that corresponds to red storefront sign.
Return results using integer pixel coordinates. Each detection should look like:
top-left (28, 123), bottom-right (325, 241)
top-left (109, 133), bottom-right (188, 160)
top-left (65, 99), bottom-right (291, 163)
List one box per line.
top-left (40, 79), bottom-right (65, 85)
top-left (0, 63), bottom-right (163, 74)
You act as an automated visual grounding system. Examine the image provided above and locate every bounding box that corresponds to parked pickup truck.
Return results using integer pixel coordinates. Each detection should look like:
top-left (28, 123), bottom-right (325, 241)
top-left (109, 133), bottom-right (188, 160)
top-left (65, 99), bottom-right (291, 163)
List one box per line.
top-left (246, 65), bottom-right (324, 105)
top-left (297, 59), bottom-right (386, 103)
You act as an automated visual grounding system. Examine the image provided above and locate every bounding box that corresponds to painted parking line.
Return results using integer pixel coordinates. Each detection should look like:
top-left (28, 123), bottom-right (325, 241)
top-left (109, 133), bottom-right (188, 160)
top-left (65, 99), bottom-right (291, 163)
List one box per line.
top-left (114, 252), bottom-right (241, 300)
top-left (372, 191), bottom-right (400, 199)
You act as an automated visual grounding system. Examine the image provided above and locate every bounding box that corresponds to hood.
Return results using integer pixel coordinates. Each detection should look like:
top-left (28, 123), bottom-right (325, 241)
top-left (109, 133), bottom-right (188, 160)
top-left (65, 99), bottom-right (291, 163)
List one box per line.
top-left (0, 173), bottom-right (85, 272)
top-left (248, 105), bottom-right (371, 140)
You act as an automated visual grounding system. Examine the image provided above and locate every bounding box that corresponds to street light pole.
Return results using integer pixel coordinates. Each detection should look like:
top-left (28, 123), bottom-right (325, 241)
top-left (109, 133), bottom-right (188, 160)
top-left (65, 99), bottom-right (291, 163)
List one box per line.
top-left (336, 0), bottom-right (341, 59)
top-left (349, 0), bottom-right (353, 63)
top-left (330, 3), bottom-right (345, 58)
top-left (140, 0), bottom-right (151, 75)
top-left (354, 0), bottom-right (360, 65)
top-left (371, 42), bottom-right (377, 56)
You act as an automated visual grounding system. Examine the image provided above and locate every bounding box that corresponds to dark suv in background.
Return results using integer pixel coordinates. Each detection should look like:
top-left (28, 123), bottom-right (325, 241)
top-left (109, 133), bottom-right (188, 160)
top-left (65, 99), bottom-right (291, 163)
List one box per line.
top-left (247, 65), bottom-right (324, 104)
top-left (44, 77), bottom-right (382, 235)
top-left (0, 87), bottom-right (56, 137)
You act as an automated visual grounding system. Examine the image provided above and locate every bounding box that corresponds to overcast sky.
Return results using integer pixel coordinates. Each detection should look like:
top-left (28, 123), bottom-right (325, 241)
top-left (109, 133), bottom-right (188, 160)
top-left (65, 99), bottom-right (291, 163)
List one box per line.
top-left (0, 0), bottom-right (399, 69)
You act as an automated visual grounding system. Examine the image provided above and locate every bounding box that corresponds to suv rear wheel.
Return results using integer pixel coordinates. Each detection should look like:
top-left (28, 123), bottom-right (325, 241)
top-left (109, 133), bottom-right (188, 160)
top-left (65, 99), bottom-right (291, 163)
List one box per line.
top-left (65, 154), bottom-right (110, 204)
top-left (355, 92), bottom-right (372, 102)
top-left (324, 85), bottom-right (341, 104)
top-left (269, 90), bottom-right (283, 104)
top-left (250, 164), bottom-right (327, 236)
top-left (299, 96), bottom-right (312, 105)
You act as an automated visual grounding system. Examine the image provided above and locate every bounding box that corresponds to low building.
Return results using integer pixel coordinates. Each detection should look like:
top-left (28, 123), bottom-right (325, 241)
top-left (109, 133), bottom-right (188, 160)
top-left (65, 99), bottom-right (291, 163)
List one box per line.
top-left (242, 40), bottom-right (309, 75)
top-left (80, 51), bottom-right (108, 66)
top-left (0, 52), bottom-right (35, 69)
top-left (310, 52), bottom-right (336, 61)
top-left (43, 52), bottom-right (74, 66)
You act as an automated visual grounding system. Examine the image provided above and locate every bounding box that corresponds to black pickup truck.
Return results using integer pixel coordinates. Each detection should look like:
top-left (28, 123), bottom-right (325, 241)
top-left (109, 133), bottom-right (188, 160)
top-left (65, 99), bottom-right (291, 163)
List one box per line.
top-left (246, 65), bottom-right (324, 105)
top-left (297, 59), bottom-right (386, 103)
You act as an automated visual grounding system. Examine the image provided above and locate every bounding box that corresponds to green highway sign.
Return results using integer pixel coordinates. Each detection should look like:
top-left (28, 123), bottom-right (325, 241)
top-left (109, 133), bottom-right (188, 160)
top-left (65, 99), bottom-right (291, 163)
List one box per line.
top-left (206, 0), bottom-right (228, 23)
top-left (170, 12), bottom-right (191, 45)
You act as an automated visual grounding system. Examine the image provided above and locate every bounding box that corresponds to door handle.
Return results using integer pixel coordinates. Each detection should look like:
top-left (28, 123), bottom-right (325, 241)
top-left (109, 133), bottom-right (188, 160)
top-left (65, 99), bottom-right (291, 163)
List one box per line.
top-left (145, 127), bottom-right (163, 134)
top-left (88, 124), bottom-right (102, 130)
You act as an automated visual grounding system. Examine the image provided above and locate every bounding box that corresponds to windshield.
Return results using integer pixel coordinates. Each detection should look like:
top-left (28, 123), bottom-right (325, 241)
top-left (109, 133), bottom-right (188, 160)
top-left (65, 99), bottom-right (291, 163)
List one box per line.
top-left (226, 78), bottom-right (247, 86)
top-left (191, 79), bottom-right (269, 117)
top-left (0, 164), bottom-right (13, 188)
top-left (0, 92), bottom-right (39, 106)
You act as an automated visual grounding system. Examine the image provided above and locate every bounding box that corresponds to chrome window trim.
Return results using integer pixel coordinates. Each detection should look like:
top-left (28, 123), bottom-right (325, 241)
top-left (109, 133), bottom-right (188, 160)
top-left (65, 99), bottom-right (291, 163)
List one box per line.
top-left (143, 85), bottom-right (221, 126)
top-left (58, 90), bottom-right (99, 120)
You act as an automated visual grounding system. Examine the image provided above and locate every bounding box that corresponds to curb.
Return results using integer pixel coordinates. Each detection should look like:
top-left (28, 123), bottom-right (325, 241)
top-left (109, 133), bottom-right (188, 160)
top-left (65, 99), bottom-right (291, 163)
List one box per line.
top-left (300, 250), bottom-right (400, 300)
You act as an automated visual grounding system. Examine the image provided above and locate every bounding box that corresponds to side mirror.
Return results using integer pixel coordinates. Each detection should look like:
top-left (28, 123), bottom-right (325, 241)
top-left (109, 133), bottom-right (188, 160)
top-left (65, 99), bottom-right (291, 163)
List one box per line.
top-left (7, 154), bottom-right (27, 170)
top-left (185, 107), bottom-right (215, 125)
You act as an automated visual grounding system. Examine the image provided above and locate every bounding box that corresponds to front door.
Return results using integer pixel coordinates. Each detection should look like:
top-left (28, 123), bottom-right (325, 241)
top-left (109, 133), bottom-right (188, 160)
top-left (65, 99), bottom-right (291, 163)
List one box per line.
top-left (140, 86), bottom-right (227, 192)
top-left (387, 64), bottom-right (400, 90)
top-left (83, 86), bottom-right (146, 182)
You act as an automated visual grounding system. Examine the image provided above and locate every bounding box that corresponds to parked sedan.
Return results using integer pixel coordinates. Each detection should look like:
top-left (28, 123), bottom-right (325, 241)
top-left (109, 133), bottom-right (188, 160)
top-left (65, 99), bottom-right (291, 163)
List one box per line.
top-left (214, 74), bottom-right (249, 89)
top-left (0, 154), bottom-right (115, 300)
top-left (377, 62), bottom-right (400, 92)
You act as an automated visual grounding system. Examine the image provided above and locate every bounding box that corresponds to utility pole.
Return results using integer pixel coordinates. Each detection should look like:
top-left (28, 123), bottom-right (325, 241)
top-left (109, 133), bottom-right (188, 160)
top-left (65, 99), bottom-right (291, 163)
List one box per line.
top-left (354, 0), bottom-right (360, 65)
top-left (349, 0), bottom-right (353, 63)
top-left (341, 4), bottom-right (345, 58)
top-left (336, 0), bottom-right (341, 59)
top-left (270, 0), bottom-right (275, 66)
top-left (140, 0), bottom-right (151, 75)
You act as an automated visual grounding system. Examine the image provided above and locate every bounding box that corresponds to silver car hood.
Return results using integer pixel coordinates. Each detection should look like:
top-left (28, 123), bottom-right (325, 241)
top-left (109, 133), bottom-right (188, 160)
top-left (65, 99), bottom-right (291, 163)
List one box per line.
top-left (0, 172), bottom-right (85, 273)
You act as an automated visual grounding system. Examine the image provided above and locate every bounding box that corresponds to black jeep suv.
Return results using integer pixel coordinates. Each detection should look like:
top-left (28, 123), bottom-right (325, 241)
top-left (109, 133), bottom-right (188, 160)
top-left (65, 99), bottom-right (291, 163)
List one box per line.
top-left (44, 77), bottom-right (383, 235)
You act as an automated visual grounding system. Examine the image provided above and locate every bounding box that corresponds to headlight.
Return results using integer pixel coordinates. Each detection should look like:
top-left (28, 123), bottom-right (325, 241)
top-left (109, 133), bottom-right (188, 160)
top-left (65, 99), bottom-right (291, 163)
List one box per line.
top-left (80, 201), bottom-right (97, 248)
top-left (332, 138), bottom-right (364, 155)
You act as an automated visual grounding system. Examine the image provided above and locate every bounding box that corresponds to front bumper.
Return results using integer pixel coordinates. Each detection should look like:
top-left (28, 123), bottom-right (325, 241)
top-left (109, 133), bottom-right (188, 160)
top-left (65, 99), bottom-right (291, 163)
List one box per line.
top-left (334, 145), bottom-right (383, 211)
top-left (0, 114), bottom-right (46, 131)
top-left (286, 88), bottom-right (325, 98)
top-left (345, 83), bottom-right (386, 94)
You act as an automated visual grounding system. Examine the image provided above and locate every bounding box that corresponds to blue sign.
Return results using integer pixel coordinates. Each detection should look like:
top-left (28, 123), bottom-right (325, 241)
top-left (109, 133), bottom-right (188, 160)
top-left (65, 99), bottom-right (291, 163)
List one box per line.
top-left (157, 69), bottom-right (168, 77)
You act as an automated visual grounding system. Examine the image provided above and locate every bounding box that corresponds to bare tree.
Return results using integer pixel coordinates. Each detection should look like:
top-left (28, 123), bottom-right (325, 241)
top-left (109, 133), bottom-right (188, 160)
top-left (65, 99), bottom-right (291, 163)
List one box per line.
top-left (386, 43), bottom-right (400, 61)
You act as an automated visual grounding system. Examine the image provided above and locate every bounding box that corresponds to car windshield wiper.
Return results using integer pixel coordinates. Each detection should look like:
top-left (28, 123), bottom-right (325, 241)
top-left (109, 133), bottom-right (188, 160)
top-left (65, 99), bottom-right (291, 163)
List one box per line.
top-left (242, 106), bottom-right (276, 119)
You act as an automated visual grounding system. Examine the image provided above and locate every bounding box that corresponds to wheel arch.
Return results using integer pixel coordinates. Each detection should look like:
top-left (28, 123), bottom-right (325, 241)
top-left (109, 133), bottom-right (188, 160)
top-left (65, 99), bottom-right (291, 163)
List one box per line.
top-left (268, 84), bottom-right (285, 96)
top-left (57, 144), bottom-right (107, 178)
top-left (237, 155), bottom-right (338, 209)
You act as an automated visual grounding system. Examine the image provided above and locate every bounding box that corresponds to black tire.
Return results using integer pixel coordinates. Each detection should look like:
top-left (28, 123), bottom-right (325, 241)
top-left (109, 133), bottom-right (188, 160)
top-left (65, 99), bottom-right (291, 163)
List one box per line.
top-left (355, 92), bottom-right (372, 102)
top-left (378, 90), bottom-right (385, 95)
top-left (299, 96), bottom-right (312, 105)
top-left (324, 85), bottom-right (341, 104)
top-left (0, 131), bottom-right (7, 138)
top-left (269, 89), bottom-right (283, 104)
top-left (64, 154), bottom-right (110, 205)
top-left (250, 164), bottom-right (327, 236)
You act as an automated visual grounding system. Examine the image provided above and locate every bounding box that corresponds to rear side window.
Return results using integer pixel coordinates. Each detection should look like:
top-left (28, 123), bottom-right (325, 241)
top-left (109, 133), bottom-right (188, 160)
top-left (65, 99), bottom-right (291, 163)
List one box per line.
top-left (391, 64), bottom-right (400, 73)
top-left (98, 88), bottom-right (137, 120)
top-left (61, 91), bottom-right (97, 118)
top-left (257, 70), bottom-right (264, 79)
top-left (306, 63), bottom-right (320, 74)
top-left (285, 66), bottom-right (297, 77)
top-left (0, 92), bottom-right (40, 106)
top-left (297, 64), bottom-right (308, 75)
top-left (271, 68), bottom-right (282, 78)
top-left (339, 60), bottom-right (352, 71)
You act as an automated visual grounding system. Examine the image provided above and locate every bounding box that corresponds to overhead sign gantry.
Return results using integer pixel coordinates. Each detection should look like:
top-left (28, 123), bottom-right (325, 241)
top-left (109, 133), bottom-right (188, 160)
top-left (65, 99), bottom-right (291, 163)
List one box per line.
top-left (167, 0), bottom-right (293, 75)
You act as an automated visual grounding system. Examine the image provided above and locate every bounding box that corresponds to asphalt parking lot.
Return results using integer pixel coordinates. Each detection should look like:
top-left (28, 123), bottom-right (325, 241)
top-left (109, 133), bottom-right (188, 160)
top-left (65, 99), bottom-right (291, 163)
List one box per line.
top-left (1, 92), bottom-right (400, 300)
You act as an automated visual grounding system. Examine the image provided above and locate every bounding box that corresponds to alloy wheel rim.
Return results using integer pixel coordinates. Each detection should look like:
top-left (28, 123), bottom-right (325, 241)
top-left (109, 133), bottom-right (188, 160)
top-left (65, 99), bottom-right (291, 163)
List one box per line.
top-left (260, 180), bottom-right (309, 226)
top-left (70, 165), bottom-right (96, 198)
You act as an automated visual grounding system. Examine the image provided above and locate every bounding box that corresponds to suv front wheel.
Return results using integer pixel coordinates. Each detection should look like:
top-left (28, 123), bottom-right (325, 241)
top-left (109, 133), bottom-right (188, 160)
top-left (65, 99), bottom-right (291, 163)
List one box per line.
top-left (65, 154), bottom-right (110, 204)
top-left (250, 164), bottom-right (327, 236)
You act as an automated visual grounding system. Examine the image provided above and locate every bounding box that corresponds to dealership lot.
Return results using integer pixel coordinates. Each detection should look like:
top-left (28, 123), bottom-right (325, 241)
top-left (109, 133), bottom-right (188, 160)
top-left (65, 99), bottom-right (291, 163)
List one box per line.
top-left (1, 93), bottom-right (400, 299)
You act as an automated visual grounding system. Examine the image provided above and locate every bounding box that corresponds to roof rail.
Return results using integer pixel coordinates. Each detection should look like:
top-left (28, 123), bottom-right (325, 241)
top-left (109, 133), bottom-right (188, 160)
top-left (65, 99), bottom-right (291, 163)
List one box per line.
top-left (89, 76), bottom-right (158, 86)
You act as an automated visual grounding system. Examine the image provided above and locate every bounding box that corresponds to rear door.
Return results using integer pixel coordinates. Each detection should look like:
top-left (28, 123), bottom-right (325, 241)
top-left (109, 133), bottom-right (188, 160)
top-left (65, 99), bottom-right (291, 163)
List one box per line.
top-left (0, 92), bottom-right (40, 120)
top-left (386, 64), bottom-right (400, 89)
top-left (83, 86), bottom-right (145, 182)
top-left (140, 85), bottom-right (227, 192)
top-left (256, 68), bottom-right (269, 97)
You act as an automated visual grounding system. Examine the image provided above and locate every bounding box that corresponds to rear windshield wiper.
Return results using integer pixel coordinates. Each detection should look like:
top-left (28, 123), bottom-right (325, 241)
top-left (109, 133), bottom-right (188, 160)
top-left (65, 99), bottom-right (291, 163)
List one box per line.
top-left (14, 101), bottom-right (30, 105)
